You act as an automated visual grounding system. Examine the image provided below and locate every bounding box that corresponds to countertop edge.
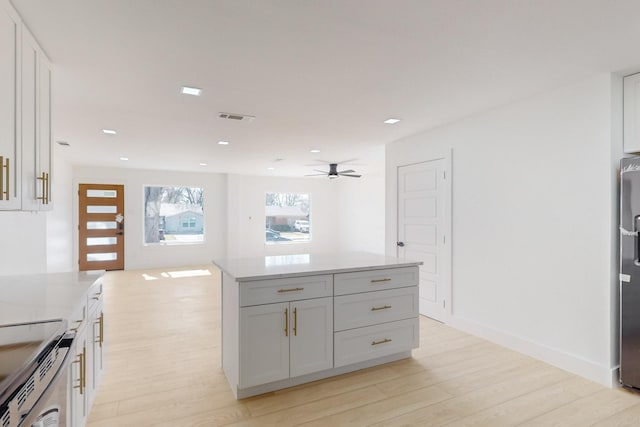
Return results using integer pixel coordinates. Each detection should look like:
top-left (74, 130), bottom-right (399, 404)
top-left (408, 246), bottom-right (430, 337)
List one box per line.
top-left (213, 260), bottom-right (422, 282)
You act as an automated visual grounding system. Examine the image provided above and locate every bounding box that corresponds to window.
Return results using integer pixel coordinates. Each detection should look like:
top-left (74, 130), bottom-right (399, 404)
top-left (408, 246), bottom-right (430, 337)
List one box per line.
top-left (144, 186), bottom-right (204, 244)
top-left (265, 193), bottom-right (310, 243)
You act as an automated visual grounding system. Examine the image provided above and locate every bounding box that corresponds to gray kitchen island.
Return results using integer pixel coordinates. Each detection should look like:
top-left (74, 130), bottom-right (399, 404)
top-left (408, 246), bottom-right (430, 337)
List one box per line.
top-left (213, 252), bottom-right (422, 398)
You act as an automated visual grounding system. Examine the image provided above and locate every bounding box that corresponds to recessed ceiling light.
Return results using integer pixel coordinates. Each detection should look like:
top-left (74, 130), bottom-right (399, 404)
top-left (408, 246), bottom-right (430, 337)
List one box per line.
top-left (102, 129), bottom-right (117, 135)
top-left (218, 141), bottom-right (230, 145)
top-left (310, 149), bottom-right (320, 153)
top-left (383, 118), bottom-right (401, 124)
top-left (199, 162), bottom-right (208, 166)
top-left (267, 167), bottom-right (275, 170)
top-left (119, 157), bottom-right (128, 161)
top-left (180, 86), bottom-right (202, 96)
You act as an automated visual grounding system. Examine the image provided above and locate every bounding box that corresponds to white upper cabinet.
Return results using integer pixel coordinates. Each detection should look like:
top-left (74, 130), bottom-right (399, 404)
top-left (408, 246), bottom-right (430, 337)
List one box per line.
top-left (624, 73), bottom-right (640, 153)
top-left (0, 2), bottom-right (22, 210)
top-left (21, 26), bottom-right (53, 211)
top-left (0, 0), bottom-right (53, 211)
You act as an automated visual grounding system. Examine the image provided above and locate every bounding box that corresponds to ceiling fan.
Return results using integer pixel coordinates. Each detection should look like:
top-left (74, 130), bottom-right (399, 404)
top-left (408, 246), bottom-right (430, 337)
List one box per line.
top-left (305, 159), bottom-right (362, 179)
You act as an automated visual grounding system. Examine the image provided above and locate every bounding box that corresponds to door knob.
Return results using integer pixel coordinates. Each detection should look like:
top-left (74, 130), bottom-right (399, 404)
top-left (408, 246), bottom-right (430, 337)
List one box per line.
top-left (397, 242), bottom-right (405, 247)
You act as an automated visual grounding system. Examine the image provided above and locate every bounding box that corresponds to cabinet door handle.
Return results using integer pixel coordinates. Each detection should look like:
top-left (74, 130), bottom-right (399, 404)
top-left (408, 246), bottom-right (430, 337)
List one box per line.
top-left (293, 307), bottom-right (297, 336)
top-left (371, 278), bottom-right (391, 283)
top-left (45, 172), bottom-right (49, 204)
top-left (69, 319), bottom-right (83, 332)
top-left (72, 348), bottom-right (85, 394)
top-left (371, 305), bottom-right (392, 311)
top-left (278, 287), bottom-right (304, 293)
top-left (37, 172), bottom-right (46, 202)
top-left (284, 308), bottom-right (288, 337)
top-left (0, 156), bottom-right (8, 200)
top-left (371, 338), bottom-right (392, 346)
top-left (95, 312), bottom-right (104, 347)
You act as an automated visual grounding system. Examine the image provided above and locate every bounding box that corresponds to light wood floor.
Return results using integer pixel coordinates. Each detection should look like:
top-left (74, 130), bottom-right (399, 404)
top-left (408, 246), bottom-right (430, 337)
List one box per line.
top-left (87, 265), bottom-right (640, 427)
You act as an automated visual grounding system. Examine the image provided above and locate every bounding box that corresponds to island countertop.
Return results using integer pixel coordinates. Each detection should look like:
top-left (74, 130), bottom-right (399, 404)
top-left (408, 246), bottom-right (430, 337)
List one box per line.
top-left (212, 251), bottom-right (422, 282)
top-left (0, 271), bottom-right (104, 325)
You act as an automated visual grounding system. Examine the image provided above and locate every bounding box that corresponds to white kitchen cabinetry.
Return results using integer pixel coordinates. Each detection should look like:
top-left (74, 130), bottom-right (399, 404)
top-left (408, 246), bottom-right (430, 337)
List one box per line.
top-left (238, 276), bottom-right (333, 389)
top-left (69, 280), bottom-right (104, 427)
top-left (0, 0), bottom-right (52, 211)
top-left (69, 301), bottom-right (89, 427)
top-left (0, 1), bottom-right (22, 210)
top-left (217, 253), bottom-right (421, 399)
top-left (21, 26), bottom-right (53, 211)
top-left (624, 73), bottom-right (640, 153)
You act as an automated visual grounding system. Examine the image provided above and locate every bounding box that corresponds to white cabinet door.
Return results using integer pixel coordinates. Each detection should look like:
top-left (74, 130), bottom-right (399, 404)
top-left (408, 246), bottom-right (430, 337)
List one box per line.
top-left (625, 73), bottom-right (640, 153)
top-left (0, 3), bottom-right (21, 210)
top-left (21, 27), bottom-right (52, 211)
top-left (21, 27), bottom-right (38, 211)
top-left (290, 297), bottom-right (333, 378)
top-left (239, 302), bottom-right (289, 388)
top-left (70, 324), bottom-right (88, 427)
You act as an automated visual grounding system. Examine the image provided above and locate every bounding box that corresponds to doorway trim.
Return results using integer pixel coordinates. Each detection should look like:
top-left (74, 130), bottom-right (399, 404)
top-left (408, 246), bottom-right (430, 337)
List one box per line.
top-left (385, 147), bottom-right (452, 322)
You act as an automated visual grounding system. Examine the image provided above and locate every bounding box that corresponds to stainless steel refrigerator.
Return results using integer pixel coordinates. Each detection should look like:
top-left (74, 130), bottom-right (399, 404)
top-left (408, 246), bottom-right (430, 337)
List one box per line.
top-left (620, 156), bottom-right (640, 388)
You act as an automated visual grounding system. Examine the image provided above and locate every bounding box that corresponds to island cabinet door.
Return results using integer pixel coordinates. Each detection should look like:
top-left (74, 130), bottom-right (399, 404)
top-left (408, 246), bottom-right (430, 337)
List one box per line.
top-left (239, 302), bottom-right (290, 389)
top-left (290, 297), bottom-right (333, 378)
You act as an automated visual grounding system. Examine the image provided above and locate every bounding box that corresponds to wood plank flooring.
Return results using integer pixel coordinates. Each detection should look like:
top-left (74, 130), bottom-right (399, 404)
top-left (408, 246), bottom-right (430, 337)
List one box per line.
top-left (87, 265), bottom-right (639, 427)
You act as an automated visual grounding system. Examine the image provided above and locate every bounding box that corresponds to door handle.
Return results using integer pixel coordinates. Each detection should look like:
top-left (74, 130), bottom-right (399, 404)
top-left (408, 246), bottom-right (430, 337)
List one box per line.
top-left (397, 241), bottom-right (405, 247)
top-left (116, 232), bottom-right (123, 235)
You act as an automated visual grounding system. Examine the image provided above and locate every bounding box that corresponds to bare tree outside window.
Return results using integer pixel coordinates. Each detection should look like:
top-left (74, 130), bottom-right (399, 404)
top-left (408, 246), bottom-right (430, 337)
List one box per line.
top-left (144, 186), bottom-right (204, 244)
top-left (265, 193), bottom-right (310, 243)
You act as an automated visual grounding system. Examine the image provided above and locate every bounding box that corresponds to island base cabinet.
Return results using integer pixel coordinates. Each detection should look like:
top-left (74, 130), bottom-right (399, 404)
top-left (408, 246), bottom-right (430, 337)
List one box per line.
top-left (334, 318), bottom-right (419, 368)
top-left (239, 297), bottom-right (333, 389)
top-left (239, 302), bottom-right (290, 389)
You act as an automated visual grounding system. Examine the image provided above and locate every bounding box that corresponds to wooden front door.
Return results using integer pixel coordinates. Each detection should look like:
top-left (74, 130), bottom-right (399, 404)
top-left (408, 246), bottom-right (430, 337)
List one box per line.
top-left (78, 184), bottom-right (124, 271)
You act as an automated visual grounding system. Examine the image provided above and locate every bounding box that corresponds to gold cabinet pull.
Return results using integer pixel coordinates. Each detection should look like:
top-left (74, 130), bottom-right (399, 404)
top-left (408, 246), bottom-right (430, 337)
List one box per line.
top-left (371, 278), bottom-right (392, 283)
top-left (45, 172), bottom-right (49, 204)
top-left (278, 287), bottom-right (304, 293)
top-left (293, 307), bottom-right (297, 336)
top-left (72, 348), bottom-right (86, 394)
top-left (0, 156), bottom-right (8, 200)
top-left (371, 305), bottom-right (392, 311)
top-left (37, 172), bottom-right (46, 202)
top-left (371, 338), bottom-right (392, 346)
top-left (284, 308), bottom-right (288, 337)
top-left (95, 312), bottom-right (104, 347)
top-left (69, 319), bottom-right (83, 332)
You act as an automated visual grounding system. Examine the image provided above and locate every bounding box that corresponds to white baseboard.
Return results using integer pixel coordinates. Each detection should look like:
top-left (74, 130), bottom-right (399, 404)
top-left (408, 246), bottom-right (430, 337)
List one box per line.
top-left (447, 315), bottom-right (619, 388)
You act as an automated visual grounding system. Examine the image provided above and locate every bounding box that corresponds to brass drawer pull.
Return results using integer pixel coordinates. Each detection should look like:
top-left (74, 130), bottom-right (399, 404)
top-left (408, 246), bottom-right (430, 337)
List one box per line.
top-left (0, 156), bottom-right (9, 200)
top-left (69, 319), bottom-right (83, 332)
top-left (293, 307), bottom-right (297, 336)
top-left (278, 287), bottom-right (304, 293)
top-left (371, 338), bottom-right (392, 346)
top-left (371, 305), bottom-right (392, 311)
top-left (284, 308), bottom-right (289, 337)
top-left (370, 278), bottom-right (391, 283)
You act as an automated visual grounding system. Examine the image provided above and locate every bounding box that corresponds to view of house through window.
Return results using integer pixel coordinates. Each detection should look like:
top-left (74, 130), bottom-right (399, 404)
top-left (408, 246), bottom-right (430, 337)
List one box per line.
top-left (265, 193), bottom-right (310, 243)
top-left (144, 186), bottom-right (204, 244)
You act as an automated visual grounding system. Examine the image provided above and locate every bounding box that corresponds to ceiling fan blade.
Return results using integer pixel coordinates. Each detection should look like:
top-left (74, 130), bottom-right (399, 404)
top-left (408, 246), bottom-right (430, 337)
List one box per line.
top-left (305, 173), bottom-right (328, 176)
top-left (339, 173), bottom-right (362, 178)
top-left (338, 169), bottom-right (355, 174)
top-left (313, 159), bottom-right (333, 164)
top-left (313, 169), bottom-right (329, 173)
top-left (335, 158), bottom-right (358, 165)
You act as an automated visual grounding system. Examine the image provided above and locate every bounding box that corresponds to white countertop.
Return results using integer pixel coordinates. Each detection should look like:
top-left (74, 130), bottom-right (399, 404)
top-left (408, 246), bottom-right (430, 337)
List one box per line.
top-left (212, 252), bottom-right (422, 281)
top-left (0, 271), bottom-right (103, 325)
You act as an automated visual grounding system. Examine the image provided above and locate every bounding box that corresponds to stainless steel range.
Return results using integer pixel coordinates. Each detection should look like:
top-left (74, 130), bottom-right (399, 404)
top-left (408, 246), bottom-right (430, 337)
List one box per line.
top-left (0, 320), bottom-right (73, 427)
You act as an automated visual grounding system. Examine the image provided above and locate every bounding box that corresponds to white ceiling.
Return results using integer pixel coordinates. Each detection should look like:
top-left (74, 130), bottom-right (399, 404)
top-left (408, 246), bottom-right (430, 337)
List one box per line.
top-left (10, 0), bottom-right (640, 177)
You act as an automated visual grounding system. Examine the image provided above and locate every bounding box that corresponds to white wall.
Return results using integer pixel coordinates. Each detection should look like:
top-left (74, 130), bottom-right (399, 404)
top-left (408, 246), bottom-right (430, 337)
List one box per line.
top-left (73, 166), bottom-right (227, 270)
top-left (386, 73), bottom-right (618, 386)
top-left (226, 174), bottom-right (343, 259)
top-left (337, 147), bottom-right (386, 255)
top-left (0, 211), bottom-right (47, 276)
top-left (47, 153), bottom-right (74, 272)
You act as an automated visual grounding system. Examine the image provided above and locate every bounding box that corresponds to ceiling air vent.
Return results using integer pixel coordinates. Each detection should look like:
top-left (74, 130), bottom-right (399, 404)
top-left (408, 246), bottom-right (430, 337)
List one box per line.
top-left (218, 112), bottom-right (255, 122)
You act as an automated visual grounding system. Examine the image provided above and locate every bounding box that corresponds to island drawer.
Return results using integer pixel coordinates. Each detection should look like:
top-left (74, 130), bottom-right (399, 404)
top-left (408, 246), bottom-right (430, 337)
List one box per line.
top-left (334, 266), bottom-right (418, 295)
top-left (334, 287), bottom-right (418, 331)
top-left (240, 274), bottom-right (333, 306)
top-left (334, 318), bottom-right (419, 368)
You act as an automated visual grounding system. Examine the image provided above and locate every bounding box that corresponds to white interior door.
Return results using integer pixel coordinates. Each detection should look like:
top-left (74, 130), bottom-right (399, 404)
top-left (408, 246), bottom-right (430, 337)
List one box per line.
top-left (397, 159), bottom-right (449, 321)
